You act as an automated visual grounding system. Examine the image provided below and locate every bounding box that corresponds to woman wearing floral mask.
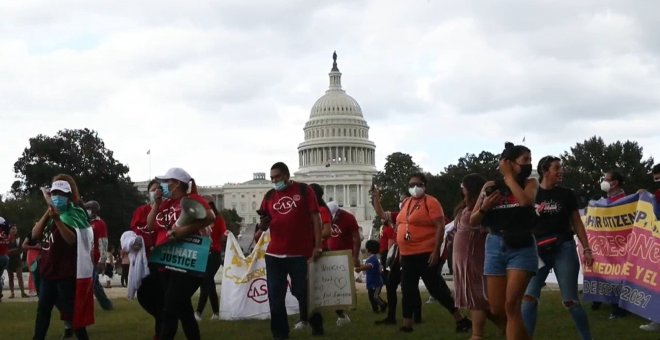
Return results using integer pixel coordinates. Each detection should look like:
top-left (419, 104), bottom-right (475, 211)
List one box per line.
top-left (396, 173), bottom-right (471, 333)
top-left (470, 142), bottom-right (539, 340)
top-left (32, 174), bottom-right (93, 340)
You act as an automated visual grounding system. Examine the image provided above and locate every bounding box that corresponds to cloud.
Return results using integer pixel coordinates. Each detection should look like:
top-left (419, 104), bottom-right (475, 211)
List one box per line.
top-left (1, 0), bottom-right (659, 196)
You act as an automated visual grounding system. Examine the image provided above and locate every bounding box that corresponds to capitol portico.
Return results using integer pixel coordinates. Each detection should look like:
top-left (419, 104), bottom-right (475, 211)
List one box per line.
top-left (138, 53), bottom-right (378, 229)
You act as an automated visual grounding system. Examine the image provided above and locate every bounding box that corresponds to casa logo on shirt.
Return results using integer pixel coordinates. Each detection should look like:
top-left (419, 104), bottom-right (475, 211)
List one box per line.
top-left (156, 206), bottom-right (179, 230)
top-left (330, 223), bottom-right (342, 238)
top-left (272, 196), bottom-right (299, 215)
top-left (535, 200), bottom-right (561, 215)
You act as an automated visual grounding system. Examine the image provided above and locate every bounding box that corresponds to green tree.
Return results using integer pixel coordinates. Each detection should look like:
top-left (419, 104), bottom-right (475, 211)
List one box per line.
top-left (561, 136), bottom-right (654, 207)
top-left (0, 194), bottom-right (46, 237)
top-left (12, 128), bottom-right (142, 244)
top-left (372, 152), bottom-right (421, 212)
top-left (221, 208), bottom-right (243, 236)
top-left (427, 151), bottom-right (500, 219)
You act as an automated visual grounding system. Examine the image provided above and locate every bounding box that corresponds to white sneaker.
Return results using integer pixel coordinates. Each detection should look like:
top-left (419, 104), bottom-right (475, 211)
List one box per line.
top-left (293, 321), bottom-right (309, 330)
top-left (336, 315), bottom-right (351, 326)
top-left (210, 313), bottom-right (220, 320)
top-left (426, 296), bottom-right (436, 304)
top-left (194, 312), bottom-right (202, 321)
top-left (640, 322), bottom-right (660, 332)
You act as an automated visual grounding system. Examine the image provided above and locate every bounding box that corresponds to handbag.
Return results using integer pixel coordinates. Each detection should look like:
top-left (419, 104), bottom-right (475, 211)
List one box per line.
top-left (385, 244), bottom-right (399, 268)
top-left (536, 234), bottom-right (561, 254)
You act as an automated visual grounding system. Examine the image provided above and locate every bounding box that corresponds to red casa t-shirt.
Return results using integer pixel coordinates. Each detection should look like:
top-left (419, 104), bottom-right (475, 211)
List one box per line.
top-left (91, 218), bottom-right (108, 264)
top-left (130, 204), bottom-right (156, 255)
top-left (210, 215), bottom-right (227, 253)
top-left (327, 209), bottom-right (359, 252)
top-left (0, 229), bottom-right (10, 256)
top-left (379, 224), bottom-right (395, 254)
top-left (39, 223), bottom-right (77, 280)
top-left (260, 181), bottom-right (319, 258)
top-left (153, 193), bottom-right (211, 247)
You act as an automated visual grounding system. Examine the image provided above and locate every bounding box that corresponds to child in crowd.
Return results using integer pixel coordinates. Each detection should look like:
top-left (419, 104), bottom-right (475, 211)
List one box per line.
top-left (356, 240), bottom-right (387, 313)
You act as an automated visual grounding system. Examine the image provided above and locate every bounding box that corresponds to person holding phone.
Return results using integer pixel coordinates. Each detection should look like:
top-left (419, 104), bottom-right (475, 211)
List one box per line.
top-left (470, 142), bottom-right (539, 340)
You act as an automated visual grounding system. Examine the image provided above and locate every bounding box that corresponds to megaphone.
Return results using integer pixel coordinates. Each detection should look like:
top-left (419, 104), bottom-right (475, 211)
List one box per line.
top-left (175, 197), bottom-right (208, 227)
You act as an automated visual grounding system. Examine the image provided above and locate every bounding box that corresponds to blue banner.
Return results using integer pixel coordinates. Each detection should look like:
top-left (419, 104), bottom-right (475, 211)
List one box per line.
top-left (149, 235), bottom-right (210, 275)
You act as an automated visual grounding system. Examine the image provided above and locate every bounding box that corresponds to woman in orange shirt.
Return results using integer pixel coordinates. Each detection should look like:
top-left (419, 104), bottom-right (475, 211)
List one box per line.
top-left (396, 173), bottom-right (471, 333)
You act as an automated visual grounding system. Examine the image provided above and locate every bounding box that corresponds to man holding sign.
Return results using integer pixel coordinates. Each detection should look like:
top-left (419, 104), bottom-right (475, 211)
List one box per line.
top-left (259, 162), bottom-right (323, 340)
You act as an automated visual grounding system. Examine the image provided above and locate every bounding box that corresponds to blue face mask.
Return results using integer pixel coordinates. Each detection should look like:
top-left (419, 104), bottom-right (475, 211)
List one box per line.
top-left (160, 182), bottom-right (171, 198)
top-left (51, 196), bottom-right (69, 212)
top-left (273, 181), bottom-right (287, 191)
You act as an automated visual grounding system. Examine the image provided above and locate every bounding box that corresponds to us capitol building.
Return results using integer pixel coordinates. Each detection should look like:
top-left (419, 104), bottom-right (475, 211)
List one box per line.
top-left (139, 53), bottom-right (377, 229)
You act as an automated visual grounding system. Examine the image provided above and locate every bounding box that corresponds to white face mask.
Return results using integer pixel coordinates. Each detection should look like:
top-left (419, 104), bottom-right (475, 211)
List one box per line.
top-left (408, 186), bottom-right (425, 198)
top-left (600, 181), bottom-right (611, 192)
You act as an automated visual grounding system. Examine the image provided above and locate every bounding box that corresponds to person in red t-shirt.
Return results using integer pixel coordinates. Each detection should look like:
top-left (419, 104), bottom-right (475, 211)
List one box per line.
top-left (84, 200), bottom-right (113, 311)
top-left (325, 201), bottom-right (361, 325)
top-left (195, 200), bottom-right (227, 321)
top-left (130, 179), bottom-right (165, 339)
top-left (146, 167), bottom-right (215, 340)
top-left (258, 162), bottom-right (323, 339)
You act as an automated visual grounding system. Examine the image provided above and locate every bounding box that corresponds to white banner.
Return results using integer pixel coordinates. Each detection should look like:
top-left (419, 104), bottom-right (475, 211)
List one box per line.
top-left (219, 231), bottom-right (300, 320)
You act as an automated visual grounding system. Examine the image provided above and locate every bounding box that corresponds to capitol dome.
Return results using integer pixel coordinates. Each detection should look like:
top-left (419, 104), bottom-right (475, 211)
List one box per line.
top-left (296, 52), bottom-right (376, 174)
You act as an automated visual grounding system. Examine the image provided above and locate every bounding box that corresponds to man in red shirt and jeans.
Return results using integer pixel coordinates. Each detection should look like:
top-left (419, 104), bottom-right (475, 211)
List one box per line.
top-left (259, 162), bottom-right (323, 340)
top-left (85, 200), bottom-right (113, 311)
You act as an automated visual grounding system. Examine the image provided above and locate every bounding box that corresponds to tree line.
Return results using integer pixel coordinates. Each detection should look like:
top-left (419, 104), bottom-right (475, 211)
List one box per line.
top-left (373, 137), bottom-right (655, 221)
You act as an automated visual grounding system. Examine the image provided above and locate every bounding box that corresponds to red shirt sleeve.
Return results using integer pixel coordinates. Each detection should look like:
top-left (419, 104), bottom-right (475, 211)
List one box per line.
top-left (96, 220), bottom-right (108, 238)
top-left (320, 206), bottom-right (332, 224)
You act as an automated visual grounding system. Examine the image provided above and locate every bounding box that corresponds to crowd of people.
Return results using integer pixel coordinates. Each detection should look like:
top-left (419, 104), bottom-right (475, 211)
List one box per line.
top-left (1, 143), bottom-right (659, 340)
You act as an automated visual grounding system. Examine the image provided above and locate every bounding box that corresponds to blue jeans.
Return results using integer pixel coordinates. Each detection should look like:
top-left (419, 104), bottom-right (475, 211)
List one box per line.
top-left (522, 239), bottom-right (591, 340)
top-left (93, 267), bottom-right (113, 310)
top-left (33, 278), bottom-right (88, 340)
top-left (265, 255), bottom-right (309, 339)
top-left (484, 233), bottom-right (538, 275)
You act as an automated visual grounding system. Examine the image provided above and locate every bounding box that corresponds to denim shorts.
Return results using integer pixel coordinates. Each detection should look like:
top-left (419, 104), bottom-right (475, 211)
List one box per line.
top-left (484, 233), bottom-right (538, 276)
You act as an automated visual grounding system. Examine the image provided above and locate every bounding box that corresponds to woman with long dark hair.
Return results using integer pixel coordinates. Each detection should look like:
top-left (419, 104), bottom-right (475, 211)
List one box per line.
top-left (521, 156), bottom-right (593, 339)
top-left (470, 142), bottom-right (539, 340)
top-left (195, 200), bottom-right (226, 321)
top-left (453, 173), bottom-right (502, 340)
top-left (396, 173), bottom-right (471, 333)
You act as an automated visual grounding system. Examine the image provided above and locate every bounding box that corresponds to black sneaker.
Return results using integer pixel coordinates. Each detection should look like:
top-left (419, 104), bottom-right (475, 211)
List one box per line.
top-left (456, 317), bottom-right (472, 333)
top-left (399, 326), bottom-right (413, 333)
top-left (309, 313), bottom-right (324, 336)
top-left (61, 328), bottom-right (74, 339)
top-left (375, 317), bottom-right (396, 325)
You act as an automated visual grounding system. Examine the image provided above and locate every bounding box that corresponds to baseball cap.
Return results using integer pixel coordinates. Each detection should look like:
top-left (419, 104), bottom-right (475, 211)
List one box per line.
top-left (327, 201), bottom-right (339, 219)
top-left (50, 180), bottom-right (72, 193)
top-left (156, 167), bottom-right (192, 183)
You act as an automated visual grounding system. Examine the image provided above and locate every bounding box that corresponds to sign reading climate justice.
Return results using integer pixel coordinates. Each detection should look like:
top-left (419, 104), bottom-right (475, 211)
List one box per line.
top-left (582, 192), bottom-right (659, 323)
top-left (149, 235), bottom-right (210, 275)
top-left (308, 250), bottom-right (357, 312)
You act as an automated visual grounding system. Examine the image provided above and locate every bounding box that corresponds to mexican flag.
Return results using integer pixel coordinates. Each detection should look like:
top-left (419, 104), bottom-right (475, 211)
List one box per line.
top-left (60, 206), bottom-right (95, 328)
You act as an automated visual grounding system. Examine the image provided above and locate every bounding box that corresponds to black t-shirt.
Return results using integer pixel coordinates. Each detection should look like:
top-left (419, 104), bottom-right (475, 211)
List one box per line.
top-left (483, 191), bottom-right (536, 233)
top-left (533, 186), bottom-right (578, 238)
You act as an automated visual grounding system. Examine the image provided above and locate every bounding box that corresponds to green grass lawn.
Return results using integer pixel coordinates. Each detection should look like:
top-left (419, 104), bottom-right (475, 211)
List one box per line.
top-left (2, 290), bottom-right (657, 340)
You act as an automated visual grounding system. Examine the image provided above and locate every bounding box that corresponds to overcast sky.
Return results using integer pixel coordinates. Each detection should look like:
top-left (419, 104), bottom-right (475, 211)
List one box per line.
top-left (2, 0), bottom-right (659, 195)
